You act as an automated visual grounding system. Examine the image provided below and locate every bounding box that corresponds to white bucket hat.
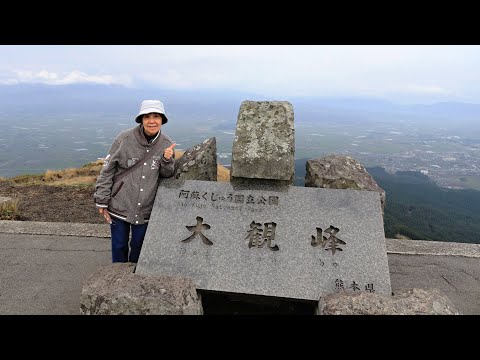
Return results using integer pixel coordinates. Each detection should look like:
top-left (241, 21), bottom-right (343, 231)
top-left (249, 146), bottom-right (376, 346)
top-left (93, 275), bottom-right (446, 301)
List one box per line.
top-left (135, 99), bottom-right (169, 124)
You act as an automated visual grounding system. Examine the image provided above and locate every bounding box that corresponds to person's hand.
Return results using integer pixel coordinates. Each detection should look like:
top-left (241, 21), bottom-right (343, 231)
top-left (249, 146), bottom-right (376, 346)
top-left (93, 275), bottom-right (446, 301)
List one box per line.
top-left (163, 143), bottom-right (176, 160)
top-left (98, 208), bottom-right (112, 224)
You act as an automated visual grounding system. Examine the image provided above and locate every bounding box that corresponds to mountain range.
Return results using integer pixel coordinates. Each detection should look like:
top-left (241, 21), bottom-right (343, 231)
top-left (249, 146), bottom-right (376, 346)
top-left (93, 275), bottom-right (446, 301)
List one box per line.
top-left (2, 83), bottom-right (480, 126)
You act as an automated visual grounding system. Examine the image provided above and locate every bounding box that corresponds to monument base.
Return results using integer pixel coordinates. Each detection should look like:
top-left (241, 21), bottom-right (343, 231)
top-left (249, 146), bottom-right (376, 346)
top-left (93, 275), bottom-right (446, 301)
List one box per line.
top-left (199, 290), bottom-right (317, 315)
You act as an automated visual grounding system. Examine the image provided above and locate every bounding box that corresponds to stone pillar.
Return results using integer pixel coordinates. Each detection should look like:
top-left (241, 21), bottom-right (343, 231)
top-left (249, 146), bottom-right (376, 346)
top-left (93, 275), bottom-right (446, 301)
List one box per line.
top-left (230, 101), bottom-right (295, 186)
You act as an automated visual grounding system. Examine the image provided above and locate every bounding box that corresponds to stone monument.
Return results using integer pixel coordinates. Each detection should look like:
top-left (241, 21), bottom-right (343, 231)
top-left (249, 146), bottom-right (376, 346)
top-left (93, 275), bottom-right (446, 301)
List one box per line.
top-left (135, 101), bottom-right (392, 303)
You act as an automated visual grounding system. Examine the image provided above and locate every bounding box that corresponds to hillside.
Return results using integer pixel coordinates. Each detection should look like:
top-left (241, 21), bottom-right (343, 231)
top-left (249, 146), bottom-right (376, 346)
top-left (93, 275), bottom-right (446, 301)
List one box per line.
top-left (295, 159), bottom-right (480, 244)
top-left (369, 167), bottom-right (480, 244)
top-left (0, 151), bottom-right (230, 223)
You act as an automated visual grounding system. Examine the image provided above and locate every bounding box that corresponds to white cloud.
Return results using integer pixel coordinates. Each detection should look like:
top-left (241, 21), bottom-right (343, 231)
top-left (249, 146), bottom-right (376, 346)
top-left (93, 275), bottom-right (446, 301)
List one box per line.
top-left (1, 45), bottom-right (480, 103)
top-left (405, 84), bottom-right (451, 95)
top-left (1, 69), bottom-right (132, 86)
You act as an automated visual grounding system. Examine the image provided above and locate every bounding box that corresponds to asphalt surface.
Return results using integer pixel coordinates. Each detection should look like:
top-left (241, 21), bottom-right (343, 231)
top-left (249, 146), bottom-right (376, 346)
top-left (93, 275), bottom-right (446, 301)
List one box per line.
top-left (0, 220), bottom-right (479, 315)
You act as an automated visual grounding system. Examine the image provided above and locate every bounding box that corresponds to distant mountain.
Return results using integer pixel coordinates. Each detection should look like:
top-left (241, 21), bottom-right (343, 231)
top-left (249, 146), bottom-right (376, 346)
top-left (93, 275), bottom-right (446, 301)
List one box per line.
top-left (289, 96), bottom-right (401, 112)
top-left (0, 84), bottom-right (265, 121)
top-left (406, 102), bottom-right (480, 119)
top-left (2, 83), bottom-right (480, 124)
top-left (289, 95), bottom-right (480, 117)
top-left (288, 95), bottom-right (480, 125)
top-left (0, 83), bottom-right (139, 115)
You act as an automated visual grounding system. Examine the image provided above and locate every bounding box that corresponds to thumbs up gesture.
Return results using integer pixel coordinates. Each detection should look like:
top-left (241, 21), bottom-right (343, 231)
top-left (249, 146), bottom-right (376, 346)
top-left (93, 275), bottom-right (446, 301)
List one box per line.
top-left (163, 143), bottom-right (176, 161)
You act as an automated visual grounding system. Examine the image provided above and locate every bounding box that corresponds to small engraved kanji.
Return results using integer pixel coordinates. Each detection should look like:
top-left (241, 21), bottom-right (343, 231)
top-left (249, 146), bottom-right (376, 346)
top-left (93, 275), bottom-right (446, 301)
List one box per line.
top-left (349, 281), bottom-right (360, 291)
top-left (335, 279), bottom-right (345, 291)
top-left (245, 221), bottom-right (279, 251)
top-left (179, 190), bottom-right (190, 199)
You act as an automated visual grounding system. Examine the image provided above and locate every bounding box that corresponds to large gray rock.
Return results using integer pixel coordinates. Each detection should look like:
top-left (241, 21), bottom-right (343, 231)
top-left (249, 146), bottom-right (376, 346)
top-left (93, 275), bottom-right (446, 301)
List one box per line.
top-left (174, 137), bottom-right (217, 181)
top-left (80, 263), bottom-right (203, 315)
top-left (231, 101), bottom-right (294, 184)
top-left (317, 288), bottom-right (461, 315)
top-left (305, 155), bottom-right (386, 211)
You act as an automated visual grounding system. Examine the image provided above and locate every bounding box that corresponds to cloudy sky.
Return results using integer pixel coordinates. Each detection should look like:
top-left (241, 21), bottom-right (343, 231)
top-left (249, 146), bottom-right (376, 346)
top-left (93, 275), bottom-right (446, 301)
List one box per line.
top-left (1, 45), bottom-right (479, 104)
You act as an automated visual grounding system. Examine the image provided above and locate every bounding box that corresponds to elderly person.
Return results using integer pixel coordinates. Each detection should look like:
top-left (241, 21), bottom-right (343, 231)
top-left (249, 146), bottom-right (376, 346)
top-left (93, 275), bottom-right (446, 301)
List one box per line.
top-left (94, 100), bottom-right (176, 263)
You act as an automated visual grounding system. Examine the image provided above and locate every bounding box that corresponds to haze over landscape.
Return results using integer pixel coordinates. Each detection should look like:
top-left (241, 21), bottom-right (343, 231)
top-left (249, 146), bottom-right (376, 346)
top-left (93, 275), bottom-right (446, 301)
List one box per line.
top-left (1, 45), bottom-right (479, 188)
top-left (1, 45), bottom-right (479, 243)
top-left (1, 82), bottom-right (479, 191)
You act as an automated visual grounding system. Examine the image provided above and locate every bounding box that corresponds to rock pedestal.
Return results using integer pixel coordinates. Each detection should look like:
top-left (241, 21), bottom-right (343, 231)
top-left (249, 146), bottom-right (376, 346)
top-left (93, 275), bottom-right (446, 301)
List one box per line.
top-left (80, 263), bottom-right (203, 315)
top-left (305, 155), bottom-right (386, 212)
top-left (317, 288), bottom-right (461, 315)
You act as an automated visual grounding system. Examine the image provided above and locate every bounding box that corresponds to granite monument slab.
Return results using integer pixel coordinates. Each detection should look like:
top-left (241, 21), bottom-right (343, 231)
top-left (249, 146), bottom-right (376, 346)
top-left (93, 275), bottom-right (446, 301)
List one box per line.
top-left (135, 179), bottom-right (391, 301)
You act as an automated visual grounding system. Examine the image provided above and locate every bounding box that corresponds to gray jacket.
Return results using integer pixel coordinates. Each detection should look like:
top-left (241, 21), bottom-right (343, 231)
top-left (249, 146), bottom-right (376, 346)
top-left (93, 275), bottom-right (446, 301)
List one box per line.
top-left (94, 125), bottom-right (175, 224)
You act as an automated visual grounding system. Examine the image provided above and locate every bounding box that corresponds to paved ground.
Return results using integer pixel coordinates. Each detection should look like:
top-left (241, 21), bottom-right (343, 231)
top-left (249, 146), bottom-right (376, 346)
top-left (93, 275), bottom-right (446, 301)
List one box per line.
top-left (388, 254), bottom-right (480, 315)
top-left (0, 220), bottom-right (479, 315)
top-left (0, 233), bottom-right (110, 315)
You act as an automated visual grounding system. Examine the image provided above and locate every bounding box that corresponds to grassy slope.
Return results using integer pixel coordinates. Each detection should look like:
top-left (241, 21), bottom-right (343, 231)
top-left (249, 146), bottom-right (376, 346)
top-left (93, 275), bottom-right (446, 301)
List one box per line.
top-left (0, 150), bottom-right (231, 187)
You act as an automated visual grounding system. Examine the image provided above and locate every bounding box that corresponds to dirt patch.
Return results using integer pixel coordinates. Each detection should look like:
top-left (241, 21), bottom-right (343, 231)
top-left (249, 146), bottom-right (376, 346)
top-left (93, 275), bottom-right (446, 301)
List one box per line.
top-left (0, 181), bottom-right (104, 224)
top-left (0, 155), bottom-right (230, 224)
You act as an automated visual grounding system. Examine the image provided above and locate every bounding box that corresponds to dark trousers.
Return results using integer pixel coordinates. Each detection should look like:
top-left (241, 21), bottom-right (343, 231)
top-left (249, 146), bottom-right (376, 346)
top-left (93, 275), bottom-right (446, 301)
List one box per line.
top-left (110, 217), bottom-right (148, 263)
